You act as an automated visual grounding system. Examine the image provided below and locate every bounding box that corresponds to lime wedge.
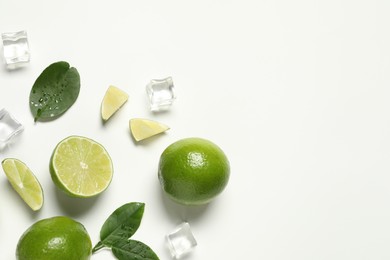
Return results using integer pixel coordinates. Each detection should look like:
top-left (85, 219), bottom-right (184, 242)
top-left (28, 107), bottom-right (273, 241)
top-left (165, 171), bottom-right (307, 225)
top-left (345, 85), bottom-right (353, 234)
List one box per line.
top-left (101, 85), bottom-right (129, 121)
top-left (50, 136), bottom-right (113, 198)
top-left (1, 158), bottom-right (43, 211)
top-left (129, 118), bottom-right (170, 141)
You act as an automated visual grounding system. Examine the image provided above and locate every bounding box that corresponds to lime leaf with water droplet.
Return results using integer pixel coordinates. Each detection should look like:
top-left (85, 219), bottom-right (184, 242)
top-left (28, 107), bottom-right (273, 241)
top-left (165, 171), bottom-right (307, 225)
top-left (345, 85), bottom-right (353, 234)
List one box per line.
top-left (111, 240), bottom-right (159, 260)
top-left (92, 202), bottom-right (159, 259)
top-left (29, 61), bottom-right (80, 122)
top-left (92, 202), bottom-right (145, 253)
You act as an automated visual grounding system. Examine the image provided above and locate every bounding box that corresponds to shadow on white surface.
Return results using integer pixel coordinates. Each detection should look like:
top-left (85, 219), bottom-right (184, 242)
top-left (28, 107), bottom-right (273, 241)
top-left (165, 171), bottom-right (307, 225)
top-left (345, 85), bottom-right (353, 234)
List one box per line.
top-left (0, 63), bottom-right (29, 73)
top-left (54, 187), bottom-right (101, 217)
top-left (1, 178), bottom-right (42, 220)
top-left (0, 133), bottom-right (24, 153)
top-left (130, 132), bottom-right (170, 147)
top-left (159, 188), bottom-right (212, 223)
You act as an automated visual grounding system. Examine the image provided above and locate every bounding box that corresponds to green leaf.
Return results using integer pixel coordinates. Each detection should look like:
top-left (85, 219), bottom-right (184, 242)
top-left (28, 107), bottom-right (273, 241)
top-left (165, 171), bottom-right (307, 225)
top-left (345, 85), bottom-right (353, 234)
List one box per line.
top-left (92, 202), bottom-right (145, 253)
top-left (112, 240), bottom-right (159, 260)
top-left (29, 61), bottom-right (80, 121)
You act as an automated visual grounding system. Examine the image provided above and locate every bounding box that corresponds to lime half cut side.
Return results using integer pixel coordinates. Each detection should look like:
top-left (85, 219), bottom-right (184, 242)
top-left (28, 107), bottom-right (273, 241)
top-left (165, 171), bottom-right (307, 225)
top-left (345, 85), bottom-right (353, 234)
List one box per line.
top-left (1, 158), bottom-right (44, 211)
top-left (50, 136), bottom-right (113, 198)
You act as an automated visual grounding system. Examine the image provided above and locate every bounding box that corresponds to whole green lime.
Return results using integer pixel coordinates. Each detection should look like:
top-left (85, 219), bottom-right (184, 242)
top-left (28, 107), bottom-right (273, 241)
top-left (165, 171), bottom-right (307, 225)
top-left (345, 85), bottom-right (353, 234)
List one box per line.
top-left (16, 216), bottom-right (92, 260)
top-left (158, 137), bottom-right (230, 205)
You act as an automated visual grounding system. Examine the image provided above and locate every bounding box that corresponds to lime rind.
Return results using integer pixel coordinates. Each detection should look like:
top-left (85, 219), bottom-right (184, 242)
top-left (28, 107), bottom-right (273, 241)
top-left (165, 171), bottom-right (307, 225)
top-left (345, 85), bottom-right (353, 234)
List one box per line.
top-left (50, 135), bottom-right (113, 198)
top-left (1, 158), bottom-right (44, 211)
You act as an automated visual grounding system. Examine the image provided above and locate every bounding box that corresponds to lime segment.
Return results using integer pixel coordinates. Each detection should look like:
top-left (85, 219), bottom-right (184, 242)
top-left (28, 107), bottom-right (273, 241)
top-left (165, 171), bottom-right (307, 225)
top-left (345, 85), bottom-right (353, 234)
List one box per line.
top-left (50, 136), bottom-right (113, 198)
top-left (1, 158), bottom-right (43, 211)
top-left (129, 118), bottom-right (170, 141)
top-left (101, 85), bottom-right (128, 121)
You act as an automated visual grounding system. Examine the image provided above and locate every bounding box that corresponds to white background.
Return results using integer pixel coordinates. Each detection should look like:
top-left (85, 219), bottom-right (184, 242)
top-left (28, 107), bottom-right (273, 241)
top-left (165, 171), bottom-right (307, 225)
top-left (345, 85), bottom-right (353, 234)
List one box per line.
top-left (1, 0), bottom-right (390, 259)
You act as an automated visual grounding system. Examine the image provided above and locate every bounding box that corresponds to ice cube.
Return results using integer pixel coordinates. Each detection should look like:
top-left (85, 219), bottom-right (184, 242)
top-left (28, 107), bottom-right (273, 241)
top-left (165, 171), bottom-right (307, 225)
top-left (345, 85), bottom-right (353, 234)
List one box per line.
top-left (2, 30), bottom-right (30, 68)
top-left (0, 109), bottom-right (23, 149)
top-left (146, 77), bottom-right (176, 111)
top-left (166, 222), bottom-right (197, 259)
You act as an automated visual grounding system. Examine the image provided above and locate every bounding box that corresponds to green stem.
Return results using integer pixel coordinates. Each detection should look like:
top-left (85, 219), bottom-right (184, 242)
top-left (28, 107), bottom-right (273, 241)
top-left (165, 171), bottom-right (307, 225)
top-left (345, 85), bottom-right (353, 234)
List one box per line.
top-left (92, 241), bottom-right (105, 254)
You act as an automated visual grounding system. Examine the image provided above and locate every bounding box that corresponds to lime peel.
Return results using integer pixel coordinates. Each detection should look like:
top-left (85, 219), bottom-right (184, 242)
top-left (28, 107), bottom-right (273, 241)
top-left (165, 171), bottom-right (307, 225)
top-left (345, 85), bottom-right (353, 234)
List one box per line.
top-left (16, 216), bottom-right (92, 260)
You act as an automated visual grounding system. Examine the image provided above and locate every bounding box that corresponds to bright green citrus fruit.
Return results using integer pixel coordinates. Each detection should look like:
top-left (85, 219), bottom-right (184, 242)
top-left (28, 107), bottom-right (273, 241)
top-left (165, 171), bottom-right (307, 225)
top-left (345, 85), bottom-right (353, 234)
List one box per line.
top-left (50, 135), bottom-right (113, 198)
top-left (158, 137), bottom-right (230, 205)
top-left (1, 158), bottom-right (43, 211)
top-left (16, 216), bottom-right (92, 260)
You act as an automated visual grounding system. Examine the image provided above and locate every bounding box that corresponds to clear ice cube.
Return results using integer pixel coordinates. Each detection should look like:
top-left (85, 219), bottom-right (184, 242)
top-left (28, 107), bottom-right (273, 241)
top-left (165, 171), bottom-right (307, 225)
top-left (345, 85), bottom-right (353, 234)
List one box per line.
top-left (0, 109), bottom-right (23, 148)
top-left (1, 30), bottom-right (30, 68)
top-left (146, 77), bottom-right (176, 111)
top-left (166, 222), bottom-right (197, 259)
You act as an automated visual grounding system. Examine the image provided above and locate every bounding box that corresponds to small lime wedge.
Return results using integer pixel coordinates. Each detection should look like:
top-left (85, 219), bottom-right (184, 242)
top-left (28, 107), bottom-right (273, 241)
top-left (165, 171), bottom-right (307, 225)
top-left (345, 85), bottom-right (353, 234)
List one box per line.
top-left (50, 136), bottom-right (113, 198)
top-left (1, 158), bottom-right (43, 211)
top-left (101, 85), bottom-right (129, 121)
top-left (129, 118), bottom-right (170, 141)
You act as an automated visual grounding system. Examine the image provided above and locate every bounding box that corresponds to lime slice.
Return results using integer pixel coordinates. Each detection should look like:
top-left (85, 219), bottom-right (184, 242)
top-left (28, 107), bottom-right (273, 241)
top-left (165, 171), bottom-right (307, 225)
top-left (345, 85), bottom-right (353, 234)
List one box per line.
top-left (50, 136), bottom-right (113, 198)
top-left (1, 158), bottom-right (44, 211)
top-left (101, 85), bottom-right (129, 121)
top-left (129, 118), bottom-right (170, 141)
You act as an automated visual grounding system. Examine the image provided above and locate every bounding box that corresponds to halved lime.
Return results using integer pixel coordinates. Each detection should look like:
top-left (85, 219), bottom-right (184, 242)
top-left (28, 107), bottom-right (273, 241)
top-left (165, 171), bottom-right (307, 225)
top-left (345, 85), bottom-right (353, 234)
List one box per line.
top-left (129, 118), bottom-right (170, 142)
top-left (1, 158), bottom-right (43, 211)
top-left (50, 136), bottom-right (113, 198)
top-left (101, 85), bottom-right (128, 121)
